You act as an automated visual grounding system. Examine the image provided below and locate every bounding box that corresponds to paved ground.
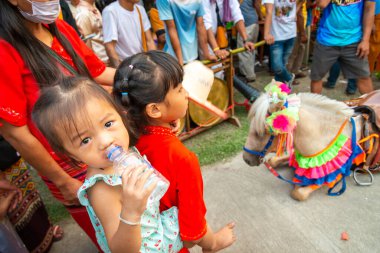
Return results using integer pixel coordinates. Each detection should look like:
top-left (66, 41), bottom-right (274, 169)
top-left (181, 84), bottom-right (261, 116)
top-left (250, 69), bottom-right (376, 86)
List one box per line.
top-left (50, 72), bottom-right (380, 253)
top-left (50, 155), bottom-right (380, 253)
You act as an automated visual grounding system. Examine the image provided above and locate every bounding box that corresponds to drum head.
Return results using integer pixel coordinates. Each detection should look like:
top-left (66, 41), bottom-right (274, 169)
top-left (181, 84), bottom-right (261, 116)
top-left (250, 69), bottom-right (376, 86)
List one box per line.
top-left (188, 77), bottom-right (229, 127)
top-left (176, 117), bottom-right (186, 136)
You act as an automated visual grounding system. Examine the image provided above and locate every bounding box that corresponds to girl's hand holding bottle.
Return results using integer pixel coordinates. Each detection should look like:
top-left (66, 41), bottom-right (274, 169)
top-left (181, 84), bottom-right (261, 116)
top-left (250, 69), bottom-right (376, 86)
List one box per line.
top-left (119, 165), bottom-right (158, 225)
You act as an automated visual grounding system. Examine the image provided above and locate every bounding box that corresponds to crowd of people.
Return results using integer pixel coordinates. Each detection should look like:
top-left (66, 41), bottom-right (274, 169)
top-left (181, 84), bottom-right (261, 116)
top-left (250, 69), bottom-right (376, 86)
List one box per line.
top-left (0, 0), bottom-right (379, 252)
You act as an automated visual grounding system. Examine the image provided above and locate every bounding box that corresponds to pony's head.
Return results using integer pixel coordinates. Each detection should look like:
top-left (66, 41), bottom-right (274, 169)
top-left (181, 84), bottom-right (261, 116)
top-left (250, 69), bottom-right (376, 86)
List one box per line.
top-left (243, 80), bottom-right (293, 166)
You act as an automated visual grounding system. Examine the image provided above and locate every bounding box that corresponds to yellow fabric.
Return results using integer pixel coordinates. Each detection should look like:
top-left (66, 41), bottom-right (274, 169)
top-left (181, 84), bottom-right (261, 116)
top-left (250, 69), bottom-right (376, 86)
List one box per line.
top-left (137, 6), bottom-right (147, 52)
top-left (149, 8), bottom-right (165, 33)
top-left (302, 2), bottom-right (307, 27)
top-left (260, 5), bottom-right (266, 18)
top-left (58, 10), bottom-right (63, 20)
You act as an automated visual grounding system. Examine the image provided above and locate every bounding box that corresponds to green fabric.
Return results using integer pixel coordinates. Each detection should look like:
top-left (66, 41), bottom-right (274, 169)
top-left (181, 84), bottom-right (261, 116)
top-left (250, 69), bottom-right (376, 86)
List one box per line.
top-left (295, 134), bottom-right (349, 168)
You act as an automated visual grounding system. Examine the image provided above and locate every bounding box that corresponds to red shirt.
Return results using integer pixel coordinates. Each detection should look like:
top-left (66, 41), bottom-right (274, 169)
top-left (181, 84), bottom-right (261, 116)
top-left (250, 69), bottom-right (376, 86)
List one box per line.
top-left (136, 126), bottom-right (207, 252)
top-left (0, 19), bottom-right (105, 202)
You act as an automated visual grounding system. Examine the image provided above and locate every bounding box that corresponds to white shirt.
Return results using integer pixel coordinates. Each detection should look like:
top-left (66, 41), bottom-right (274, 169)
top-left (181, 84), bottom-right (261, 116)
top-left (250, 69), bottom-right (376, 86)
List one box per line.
top-left (76, 2), bottom-right (109, 63)
top-left (262, 0), bottom-right (296, 41)
top-left (202, 0), bottom-right (244, 34)
top-left (102, 1), bottom-right (151, 60)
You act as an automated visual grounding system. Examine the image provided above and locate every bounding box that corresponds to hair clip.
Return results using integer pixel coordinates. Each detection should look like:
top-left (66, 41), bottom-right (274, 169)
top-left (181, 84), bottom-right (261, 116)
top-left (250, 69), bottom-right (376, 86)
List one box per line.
top-left (121, 92), bottom-right (128, 96)
top-left (129, 64), bottom-right (134, 70)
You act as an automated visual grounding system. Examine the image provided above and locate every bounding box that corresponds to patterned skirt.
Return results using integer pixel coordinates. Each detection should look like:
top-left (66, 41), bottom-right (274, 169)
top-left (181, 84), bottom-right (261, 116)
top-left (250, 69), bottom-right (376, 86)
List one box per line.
top-left (4, 158), bottom-right (54, 253)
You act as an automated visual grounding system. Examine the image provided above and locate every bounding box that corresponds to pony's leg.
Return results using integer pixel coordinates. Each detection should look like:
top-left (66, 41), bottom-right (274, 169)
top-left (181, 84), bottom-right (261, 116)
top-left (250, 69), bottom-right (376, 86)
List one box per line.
top-left (291, 185), bottom-right (320, 201)
top-left (263, 153), bottom-right (289, 168)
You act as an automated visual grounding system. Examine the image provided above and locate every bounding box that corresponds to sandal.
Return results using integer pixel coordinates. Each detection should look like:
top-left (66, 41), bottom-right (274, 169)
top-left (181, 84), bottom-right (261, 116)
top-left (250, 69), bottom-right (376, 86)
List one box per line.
top-left (52, 225), bottom-right (64, 242)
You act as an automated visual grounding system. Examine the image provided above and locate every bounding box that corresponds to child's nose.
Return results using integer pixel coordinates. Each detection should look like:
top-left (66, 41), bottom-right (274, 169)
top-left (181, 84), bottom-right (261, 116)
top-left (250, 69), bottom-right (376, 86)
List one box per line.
top-left (99, 133), bottom-right (113, 150)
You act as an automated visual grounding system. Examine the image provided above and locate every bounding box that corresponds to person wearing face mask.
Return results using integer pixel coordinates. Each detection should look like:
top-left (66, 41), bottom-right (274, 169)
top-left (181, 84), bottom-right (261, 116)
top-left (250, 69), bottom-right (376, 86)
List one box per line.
top-left (0, 0), bottom-right (116, 251)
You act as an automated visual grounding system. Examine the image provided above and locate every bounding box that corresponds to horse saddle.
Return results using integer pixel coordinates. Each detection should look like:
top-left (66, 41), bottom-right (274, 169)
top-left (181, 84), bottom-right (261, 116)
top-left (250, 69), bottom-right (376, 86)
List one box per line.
top-left (349, 90), bottom-right (380, 167)
top-left (353, 90), bottom-right (380, 131)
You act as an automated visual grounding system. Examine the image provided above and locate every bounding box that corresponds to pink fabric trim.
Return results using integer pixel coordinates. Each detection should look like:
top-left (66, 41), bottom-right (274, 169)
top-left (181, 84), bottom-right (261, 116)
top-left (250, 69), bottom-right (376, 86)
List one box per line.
top-left (290, 139), bottom-right (353, 179)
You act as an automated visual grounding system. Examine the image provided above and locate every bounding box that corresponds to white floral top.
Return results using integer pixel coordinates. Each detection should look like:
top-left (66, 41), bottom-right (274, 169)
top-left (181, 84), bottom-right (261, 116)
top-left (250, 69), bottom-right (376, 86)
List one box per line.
top-left (78, 174), bottom-right (183, 252)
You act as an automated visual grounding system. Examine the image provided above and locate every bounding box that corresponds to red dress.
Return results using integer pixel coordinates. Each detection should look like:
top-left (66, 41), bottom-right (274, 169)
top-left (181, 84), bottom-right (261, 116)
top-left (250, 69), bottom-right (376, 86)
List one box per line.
top-left (0, 19), bottom-right (105, 250)
top-left (136, 126), bottom-right (207, 252)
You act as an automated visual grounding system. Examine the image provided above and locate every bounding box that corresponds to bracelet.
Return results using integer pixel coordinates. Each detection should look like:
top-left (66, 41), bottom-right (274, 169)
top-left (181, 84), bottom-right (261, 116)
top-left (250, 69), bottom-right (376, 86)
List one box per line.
top-left (213, 47), bottom-right (220, 52)
top-left (243, 40), bottom-right (247, 44)
top-left (119, 213), bottom-right (140, 226)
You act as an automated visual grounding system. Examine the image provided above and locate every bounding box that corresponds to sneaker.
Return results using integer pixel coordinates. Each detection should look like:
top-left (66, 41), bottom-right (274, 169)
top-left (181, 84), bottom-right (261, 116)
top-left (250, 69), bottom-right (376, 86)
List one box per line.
top-left (345, 89), bottom-right (356, 95)
top-left (286, 73), bottom-right (296, 89)
top-left (295, 72), bottom-right (307, 79)
top-left (322, 81), bottom-right (335, 89)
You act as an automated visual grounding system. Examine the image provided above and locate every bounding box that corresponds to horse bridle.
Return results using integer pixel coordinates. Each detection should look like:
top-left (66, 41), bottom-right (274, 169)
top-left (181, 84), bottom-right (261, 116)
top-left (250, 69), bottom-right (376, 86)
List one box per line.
top-left (243, 135), bottom-right (275, 162)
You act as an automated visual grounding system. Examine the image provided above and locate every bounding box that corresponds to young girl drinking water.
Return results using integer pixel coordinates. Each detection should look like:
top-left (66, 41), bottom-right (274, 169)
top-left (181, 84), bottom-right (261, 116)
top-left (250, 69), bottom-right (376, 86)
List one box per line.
top-left (32, 77), bottom-right (183, 253)
top-left (113, 51), bottom-right (236, 253)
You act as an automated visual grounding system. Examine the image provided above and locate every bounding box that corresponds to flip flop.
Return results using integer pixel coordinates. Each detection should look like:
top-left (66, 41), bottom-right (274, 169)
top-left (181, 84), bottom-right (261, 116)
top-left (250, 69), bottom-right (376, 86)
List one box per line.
top-left (52, 225), bottom-right (64, 242)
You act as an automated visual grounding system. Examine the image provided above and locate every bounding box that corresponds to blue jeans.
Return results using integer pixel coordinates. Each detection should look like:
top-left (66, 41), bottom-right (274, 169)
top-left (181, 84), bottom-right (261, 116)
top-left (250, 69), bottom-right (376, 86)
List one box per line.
top-left (326, 62), bottom-right (357, 92)
top-left (270, 37), bottom-right (296, 83)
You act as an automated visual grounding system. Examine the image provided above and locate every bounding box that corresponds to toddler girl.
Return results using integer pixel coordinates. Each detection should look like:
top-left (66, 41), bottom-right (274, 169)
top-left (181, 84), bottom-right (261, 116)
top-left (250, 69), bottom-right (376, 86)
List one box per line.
top-left (113, 51), bottom-right (236, 253)
top-left (32, 76), bottom-right (183, 253)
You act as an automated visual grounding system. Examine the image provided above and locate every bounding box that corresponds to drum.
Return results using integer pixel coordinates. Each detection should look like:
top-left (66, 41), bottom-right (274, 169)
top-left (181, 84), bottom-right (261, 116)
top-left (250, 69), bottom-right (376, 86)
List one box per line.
top-left (188, 77), bottom-right (229, 127)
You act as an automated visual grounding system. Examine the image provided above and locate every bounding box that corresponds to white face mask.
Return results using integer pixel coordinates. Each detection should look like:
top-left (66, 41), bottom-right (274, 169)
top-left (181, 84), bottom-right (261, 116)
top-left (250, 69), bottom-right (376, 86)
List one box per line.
top-left (19, 0), bottom-right (60, 24)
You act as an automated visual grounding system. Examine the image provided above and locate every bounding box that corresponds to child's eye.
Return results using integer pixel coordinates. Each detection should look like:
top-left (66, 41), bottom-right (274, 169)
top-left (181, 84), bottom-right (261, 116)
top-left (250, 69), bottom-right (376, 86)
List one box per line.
top-left (105, 121), bottom-right (114, 128)
top-left (81, 137), bottom-right (91, 146)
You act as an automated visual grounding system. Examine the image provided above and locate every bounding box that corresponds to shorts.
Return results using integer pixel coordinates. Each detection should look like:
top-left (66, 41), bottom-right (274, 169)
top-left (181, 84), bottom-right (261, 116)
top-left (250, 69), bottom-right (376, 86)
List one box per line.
top-left (310, 42), bottom-right (370, 81)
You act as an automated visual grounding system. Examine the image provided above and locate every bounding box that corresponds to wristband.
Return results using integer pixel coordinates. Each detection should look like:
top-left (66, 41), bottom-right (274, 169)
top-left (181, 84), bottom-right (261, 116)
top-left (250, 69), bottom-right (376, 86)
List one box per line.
top-left (213, 47), bottom-right (220, 52)
top-left (243, 40), bottom-right (247, 44)
top-left (119, 213), bottom-right (140, 226)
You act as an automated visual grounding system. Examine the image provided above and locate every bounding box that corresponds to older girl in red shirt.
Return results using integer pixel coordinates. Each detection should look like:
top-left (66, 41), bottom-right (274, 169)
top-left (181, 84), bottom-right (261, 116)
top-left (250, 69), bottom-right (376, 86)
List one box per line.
top-left (113, 50), bottom-right (236, 252)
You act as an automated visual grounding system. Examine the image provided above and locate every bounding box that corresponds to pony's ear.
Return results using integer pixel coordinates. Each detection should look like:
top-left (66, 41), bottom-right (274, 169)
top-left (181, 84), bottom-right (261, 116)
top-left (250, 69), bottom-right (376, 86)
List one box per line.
top-left (268, 101), bottom-right (284, 114)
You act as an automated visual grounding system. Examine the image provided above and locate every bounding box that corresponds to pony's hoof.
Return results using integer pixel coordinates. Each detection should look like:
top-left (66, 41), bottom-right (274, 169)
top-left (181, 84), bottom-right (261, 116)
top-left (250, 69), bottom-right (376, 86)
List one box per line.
top-left (291, 187), bottom-right (313, 201)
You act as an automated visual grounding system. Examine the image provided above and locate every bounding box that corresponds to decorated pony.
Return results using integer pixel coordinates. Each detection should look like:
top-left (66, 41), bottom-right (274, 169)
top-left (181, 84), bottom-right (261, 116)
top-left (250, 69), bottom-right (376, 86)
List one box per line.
top-left (243, 81), bottom-right (366, 201)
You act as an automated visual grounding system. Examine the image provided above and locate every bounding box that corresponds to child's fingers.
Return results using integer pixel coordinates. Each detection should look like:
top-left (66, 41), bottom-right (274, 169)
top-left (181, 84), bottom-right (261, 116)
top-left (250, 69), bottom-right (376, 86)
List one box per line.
top-left (16, 189), bottom-right (22, 203)
top-left (0, 180), bottom-right (18, 191)
top-left (143, 179), bottom-right (158, 201)
top-left (134, 169), bottom-right (154, 190)
top-left (122, 165), bottom-right (145, 187)
top-left (9, 191), bottom-right (20, 211)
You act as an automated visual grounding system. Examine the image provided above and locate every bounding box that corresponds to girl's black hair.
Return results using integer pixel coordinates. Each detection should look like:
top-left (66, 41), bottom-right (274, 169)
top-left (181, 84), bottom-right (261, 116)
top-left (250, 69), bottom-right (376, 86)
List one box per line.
top-left (113, 50), bottom-right (183, 138)
top-left (32, 76), bottom-right (130, 164)
top-left (0, 0), bottom-right (91, 87)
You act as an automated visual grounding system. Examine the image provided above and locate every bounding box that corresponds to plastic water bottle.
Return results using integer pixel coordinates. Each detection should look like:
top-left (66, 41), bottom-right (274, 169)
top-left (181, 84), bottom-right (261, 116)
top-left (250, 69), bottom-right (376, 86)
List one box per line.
top-left (106, 145), bottom-right (169, 203)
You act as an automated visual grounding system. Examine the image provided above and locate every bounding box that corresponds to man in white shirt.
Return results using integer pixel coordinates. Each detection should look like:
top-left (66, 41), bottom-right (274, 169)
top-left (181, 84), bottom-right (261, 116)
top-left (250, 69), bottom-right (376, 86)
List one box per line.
top-left (103, 0), bottom-right (156, 67)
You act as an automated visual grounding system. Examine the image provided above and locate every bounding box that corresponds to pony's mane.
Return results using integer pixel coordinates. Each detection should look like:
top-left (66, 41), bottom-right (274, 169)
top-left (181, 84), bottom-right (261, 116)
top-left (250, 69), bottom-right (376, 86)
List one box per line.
top-left (248, 93), bottom-right (270, 136)
top-left (298, 93), bottom-right (354, 118)
top-left (248, 92), bottom-right (354, 136)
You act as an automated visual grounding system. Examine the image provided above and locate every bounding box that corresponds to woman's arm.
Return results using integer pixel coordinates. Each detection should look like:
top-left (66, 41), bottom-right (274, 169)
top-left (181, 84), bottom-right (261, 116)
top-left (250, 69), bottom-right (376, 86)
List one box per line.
top-left (94, 66), bottom-right (116, 86)
top-left (0, 120), bottom-right (82, 206)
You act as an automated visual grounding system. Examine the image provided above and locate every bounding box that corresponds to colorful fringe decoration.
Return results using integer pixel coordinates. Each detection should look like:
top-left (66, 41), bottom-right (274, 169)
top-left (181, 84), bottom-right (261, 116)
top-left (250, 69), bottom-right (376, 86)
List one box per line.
top-left (264, 80), bottom-right (291, 103)
top-left (289, 133), bottom-right (364, 187)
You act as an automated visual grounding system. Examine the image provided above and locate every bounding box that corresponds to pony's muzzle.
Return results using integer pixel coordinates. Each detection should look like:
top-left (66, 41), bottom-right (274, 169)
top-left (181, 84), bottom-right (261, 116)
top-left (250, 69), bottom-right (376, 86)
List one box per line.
top-left (242, 151), bottom-right (261, 166)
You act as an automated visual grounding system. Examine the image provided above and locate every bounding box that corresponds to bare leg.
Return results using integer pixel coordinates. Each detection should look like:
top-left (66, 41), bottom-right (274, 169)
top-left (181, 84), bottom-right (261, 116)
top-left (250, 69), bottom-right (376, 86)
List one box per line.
top-left (291, 185), bottom-right (319, 201)
top-left (357, 77), bottom-right (373, 94)
top-left (311, 80), bottom-right (323, 94)
top-left (203, 223), bottom-right (236, 253)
